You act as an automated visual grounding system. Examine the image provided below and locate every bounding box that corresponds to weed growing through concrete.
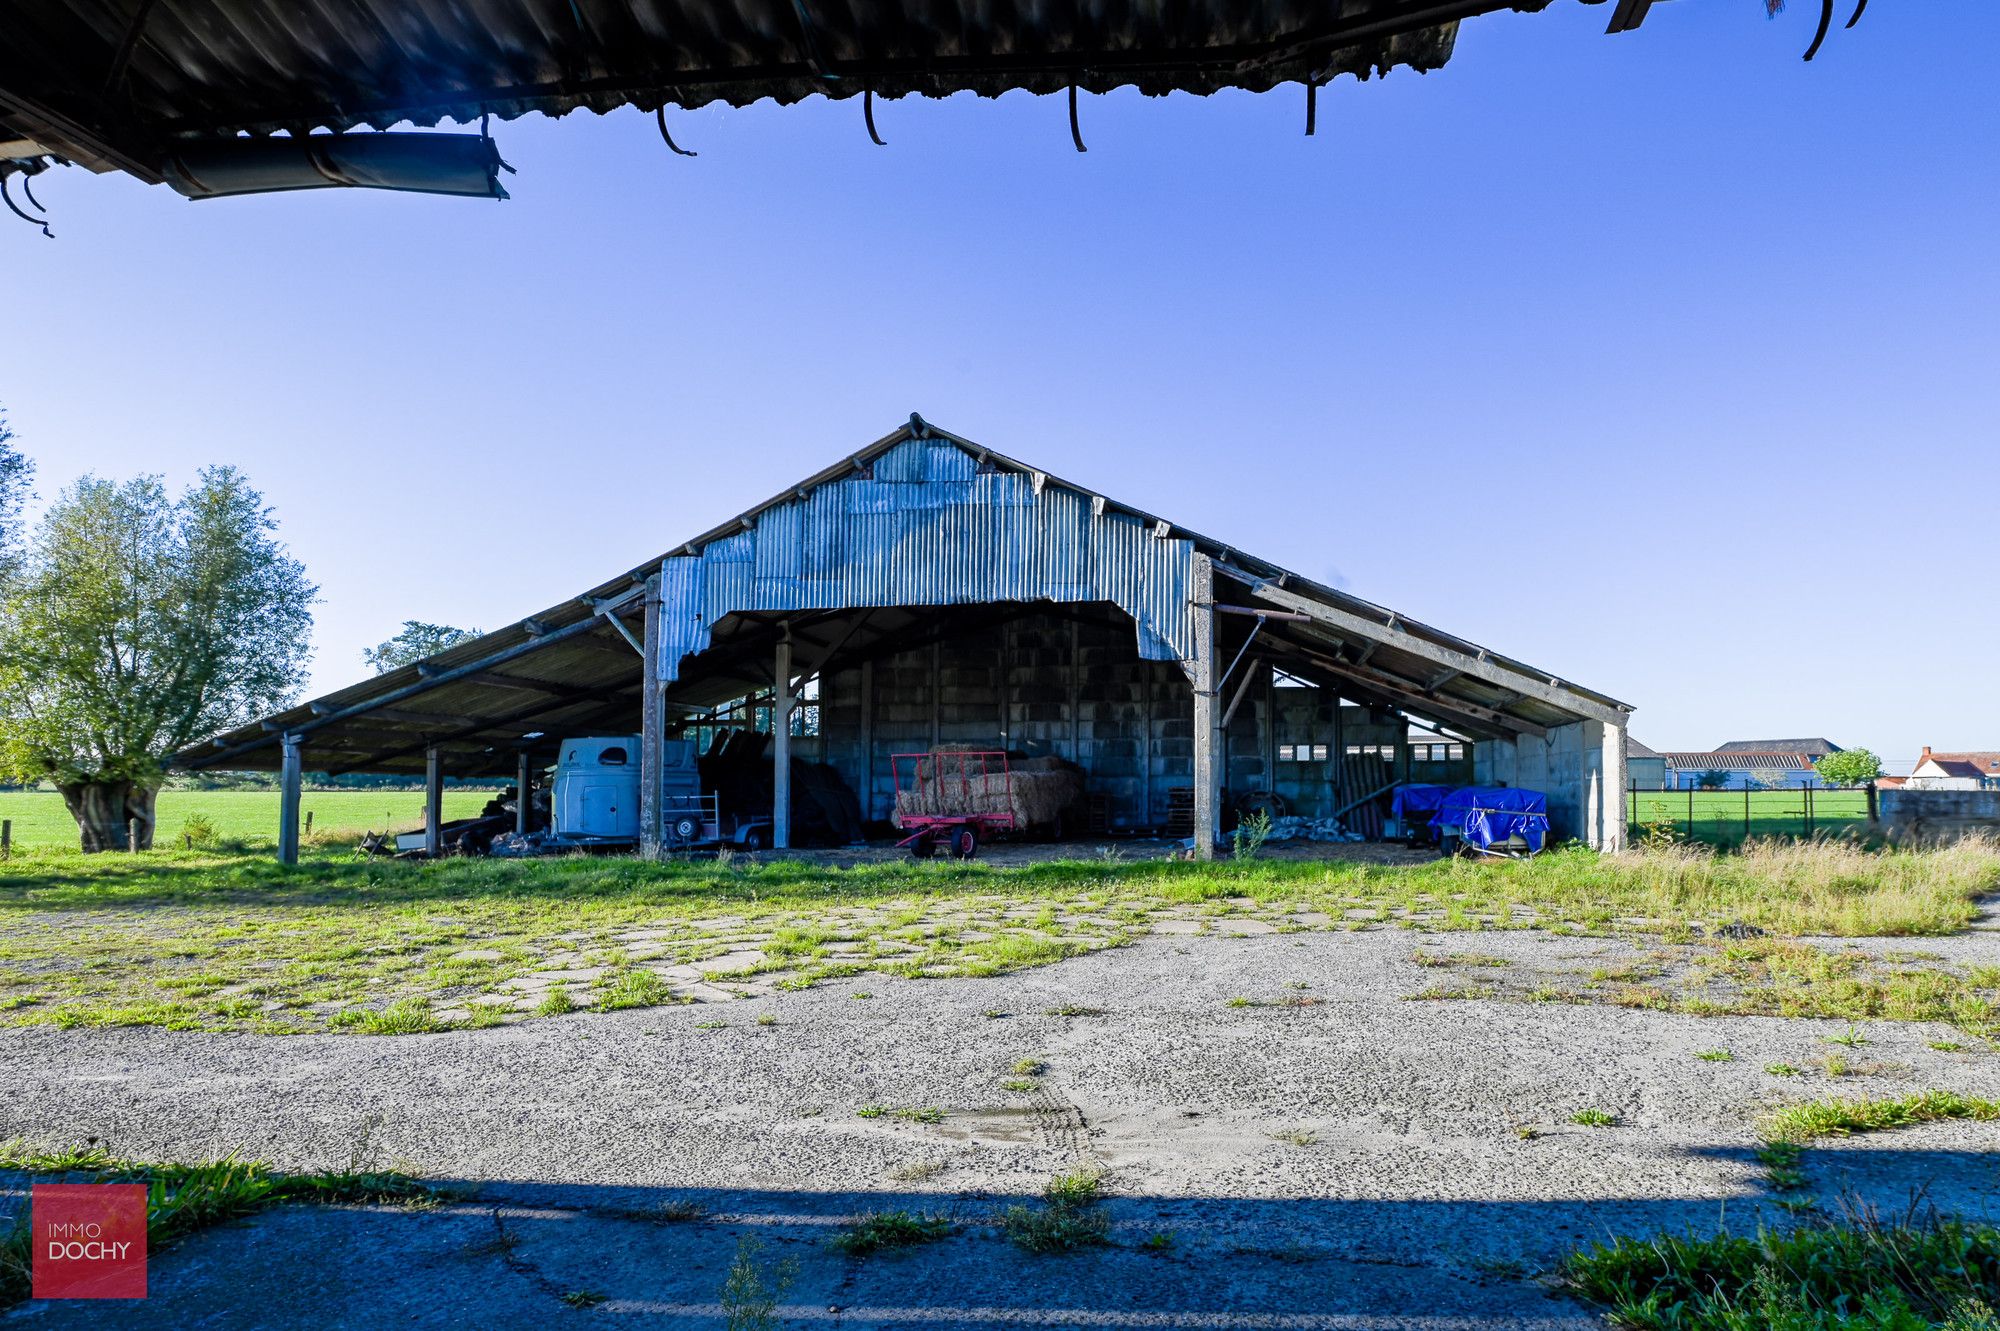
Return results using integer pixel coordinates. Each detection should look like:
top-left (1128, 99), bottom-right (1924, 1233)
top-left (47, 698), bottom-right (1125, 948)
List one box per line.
top-left (1560, 1204), bottom-right (2000, 1331)
top-left (756, 1013), bottom-right (777, 1027)
top-left (1001, 1171), bottom-right (1110, 1254)
top-left (1931, 1041), bottom-right (1966, 1052)
top-left (1569, 1108), bottom-right (1618, 1128)
top-left (831, 1210), bottom-right (953, 1256)
top-left (1271, 1127), bottom-right (1318, 1147)
top-left (559, 1290), bottom-right (605, 1308)
top-left (1001, 1079), bottom-right (1037, 1093)
top-left (719, 1234), bottom-right (796, 1331)
top-left (1826, 1023), bottom-right (1871, 1048)
top-left (1764, 1090), bottom-right (2000, 1142)
top-left (1767, 1063), bottom-right (1804, 1077)
top-left (331, 998), bottom-right (441, 1036)
top-left (1011, 1057), bottom-right (1047, 1077)
top-left (1695, 1049), bottom-right (1735, 1062)
top-left (1412, 950), bottom-right (1510, 968)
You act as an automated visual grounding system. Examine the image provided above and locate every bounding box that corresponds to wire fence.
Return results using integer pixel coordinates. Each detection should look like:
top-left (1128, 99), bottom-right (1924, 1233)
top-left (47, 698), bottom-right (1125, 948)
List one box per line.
top-left (1626, 784), bottom-right (1875, 848)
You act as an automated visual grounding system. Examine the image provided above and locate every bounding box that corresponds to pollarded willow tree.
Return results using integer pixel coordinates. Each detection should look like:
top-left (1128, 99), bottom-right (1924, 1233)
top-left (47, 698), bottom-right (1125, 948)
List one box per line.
top-left (0, 468), bottom-right (316, 851)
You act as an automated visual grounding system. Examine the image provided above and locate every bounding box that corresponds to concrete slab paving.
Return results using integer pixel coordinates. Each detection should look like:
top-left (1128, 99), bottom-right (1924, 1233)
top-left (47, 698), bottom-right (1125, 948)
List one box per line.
top-left (5, 928), bottom-right (2000, 1327)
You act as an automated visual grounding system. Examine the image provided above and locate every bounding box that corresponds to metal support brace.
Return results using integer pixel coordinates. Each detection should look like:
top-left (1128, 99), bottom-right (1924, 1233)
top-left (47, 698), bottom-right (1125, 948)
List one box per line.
top-left (424, 747), bottom-right (444, 858)
top-left (1190, 555), bottom-right (1219, 860)
top-left (278, 734), bottom-right (302, 866)
top-left (773, 635), bottom-right (793, 850)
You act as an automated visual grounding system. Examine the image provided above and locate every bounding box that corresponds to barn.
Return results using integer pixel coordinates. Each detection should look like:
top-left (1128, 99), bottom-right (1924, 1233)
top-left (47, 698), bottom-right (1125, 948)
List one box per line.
top-left (177, 417), bottom-right (1635, 861)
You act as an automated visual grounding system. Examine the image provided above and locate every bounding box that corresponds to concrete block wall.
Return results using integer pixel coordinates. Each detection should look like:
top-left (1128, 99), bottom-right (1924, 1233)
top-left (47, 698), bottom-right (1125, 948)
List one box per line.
top-left (1880, 789), bottom-right (2000, 843)
top-left (819, 608), bottom-right (1197, 828)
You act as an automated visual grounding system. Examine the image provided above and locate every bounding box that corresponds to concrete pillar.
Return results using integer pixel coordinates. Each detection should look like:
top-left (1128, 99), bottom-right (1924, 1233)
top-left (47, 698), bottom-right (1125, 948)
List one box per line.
top-left (424, 746), bottom-right (443, 858)
top-left (1600, 718), bottom-right (1630, 851)
top-left (1190, 554), bottom-right (1219, 859)
top-left (639, 573), bottom-right (664, 857)
top-left (516, 751), bottom-right (532, 836)
top-left (277, 734), bottom-right (302, 866)
top-left (773, 635), bottom-right (793, 850)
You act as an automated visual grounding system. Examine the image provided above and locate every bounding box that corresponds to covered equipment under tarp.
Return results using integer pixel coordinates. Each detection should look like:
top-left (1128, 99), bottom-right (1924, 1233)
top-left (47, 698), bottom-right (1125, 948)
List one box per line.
top-left (1388, 783), bottom-right (1456, 842)
top-left (1434, 787), bottom-right (1550, 856)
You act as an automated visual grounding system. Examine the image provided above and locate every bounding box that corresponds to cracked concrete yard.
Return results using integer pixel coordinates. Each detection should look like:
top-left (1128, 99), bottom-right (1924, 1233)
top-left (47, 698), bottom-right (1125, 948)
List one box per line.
top-left (6, 926), bottom-right (2000, 1328)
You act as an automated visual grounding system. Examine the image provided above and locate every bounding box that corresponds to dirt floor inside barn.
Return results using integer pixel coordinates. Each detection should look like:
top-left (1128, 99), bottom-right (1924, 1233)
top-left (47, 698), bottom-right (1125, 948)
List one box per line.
top-left (8, 919), bottom-right (2000, 1329)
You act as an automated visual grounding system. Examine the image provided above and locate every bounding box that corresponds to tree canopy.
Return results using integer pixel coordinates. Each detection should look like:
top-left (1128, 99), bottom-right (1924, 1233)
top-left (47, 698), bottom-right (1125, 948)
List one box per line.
top-left (0, 411), bottom-right (33, 585)
top-left (1816, 748), bottom-right (1882, 788)
top-left (0, 467), bottom-right (316, 848)
top-left (363, 621), bottom-right (481, 673)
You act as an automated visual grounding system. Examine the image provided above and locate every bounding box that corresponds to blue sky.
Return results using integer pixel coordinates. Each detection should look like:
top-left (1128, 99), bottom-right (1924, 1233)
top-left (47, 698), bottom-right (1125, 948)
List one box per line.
top-left (4, 0), bottom-right (1994, 769)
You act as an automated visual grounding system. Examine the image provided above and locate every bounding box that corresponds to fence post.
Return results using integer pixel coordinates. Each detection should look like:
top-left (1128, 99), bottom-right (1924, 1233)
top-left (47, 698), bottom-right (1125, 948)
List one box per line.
top-left (1805, 784), bottom-right (1814, 839)
top-left (1686, 785), bottom-right (1694, 840)
top-left (1, 819), bottom-right (9, 859)
top-left (1867, 780), bottom-right (1878, 824)
top-left (127, 818), bottom-right (139, 853)
top-left (1744, 786), bottom-right (1751, 844)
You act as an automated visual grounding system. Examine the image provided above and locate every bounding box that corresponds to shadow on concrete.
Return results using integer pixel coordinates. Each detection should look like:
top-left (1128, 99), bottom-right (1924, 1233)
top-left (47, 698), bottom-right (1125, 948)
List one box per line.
top-left (11, 1145), bottom-right (1995, 1331)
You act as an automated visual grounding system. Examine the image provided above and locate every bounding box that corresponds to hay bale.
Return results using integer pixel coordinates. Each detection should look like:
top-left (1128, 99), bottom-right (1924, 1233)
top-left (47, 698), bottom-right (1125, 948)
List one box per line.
top-left (892, 755), bottom-right (1085, 829)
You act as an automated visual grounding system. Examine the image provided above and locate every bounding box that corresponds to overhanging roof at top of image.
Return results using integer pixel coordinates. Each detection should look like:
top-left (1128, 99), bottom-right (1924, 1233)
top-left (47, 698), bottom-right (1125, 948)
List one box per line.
top-left (1, 0), bottom-right (1684, 198)
top-left (175, 414), bottom-right (1633, 776)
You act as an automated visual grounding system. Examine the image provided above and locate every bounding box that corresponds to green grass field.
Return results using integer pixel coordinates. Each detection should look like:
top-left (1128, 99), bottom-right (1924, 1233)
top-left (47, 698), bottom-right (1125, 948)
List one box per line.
top-left (0, 790), bottom-right (497, 852)
top-left (1628, 789), bottom-right (1870, 847)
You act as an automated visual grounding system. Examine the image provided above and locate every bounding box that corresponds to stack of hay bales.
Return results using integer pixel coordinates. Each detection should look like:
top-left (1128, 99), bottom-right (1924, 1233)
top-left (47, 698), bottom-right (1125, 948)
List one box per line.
top-left (892, 752), bottom-right (1085, 833)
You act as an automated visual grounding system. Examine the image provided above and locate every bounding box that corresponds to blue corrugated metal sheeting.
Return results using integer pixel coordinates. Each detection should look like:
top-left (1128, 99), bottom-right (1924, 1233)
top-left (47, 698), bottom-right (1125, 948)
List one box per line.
top-left (656, 438), bottom-right (1194, 682)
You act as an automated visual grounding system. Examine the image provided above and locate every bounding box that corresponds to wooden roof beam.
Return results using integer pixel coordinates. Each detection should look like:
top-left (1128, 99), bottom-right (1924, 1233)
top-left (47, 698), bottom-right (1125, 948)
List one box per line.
top-left (1222, 565), bottom-right (1625, 728)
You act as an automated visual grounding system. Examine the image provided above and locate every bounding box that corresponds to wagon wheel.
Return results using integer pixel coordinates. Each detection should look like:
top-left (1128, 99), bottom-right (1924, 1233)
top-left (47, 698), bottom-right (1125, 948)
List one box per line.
top-left (951, 826), bottom-right (979, 860)
top-left (910, 834), bottom-right (938, 860)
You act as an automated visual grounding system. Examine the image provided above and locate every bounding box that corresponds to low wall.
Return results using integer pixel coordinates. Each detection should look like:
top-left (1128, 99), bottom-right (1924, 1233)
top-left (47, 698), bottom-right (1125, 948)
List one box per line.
top-left (1878, 789), bottom-right (2000, 843)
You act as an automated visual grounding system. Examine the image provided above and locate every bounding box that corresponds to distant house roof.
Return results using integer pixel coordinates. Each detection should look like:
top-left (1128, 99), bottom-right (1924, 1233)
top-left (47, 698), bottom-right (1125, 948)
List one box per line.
top-left (1714, 738), bottom-right (1842, 756)
top-left (1626, 736), bottom-right (1663, 759)
top-left (1660, 752), bottom-right (1816, 770)
top-left (1875, 775), bottom-right (1908, 788)
top-left (1916, 751), bottom-right (2000, 779)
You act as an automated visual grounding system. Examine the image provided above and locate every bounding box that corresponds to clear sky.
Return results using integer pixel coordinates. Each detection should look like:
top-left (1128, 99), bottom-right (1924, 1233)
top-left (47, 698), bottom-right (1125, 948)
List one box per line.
top-left (5, 0), bottom-right (1995, 771)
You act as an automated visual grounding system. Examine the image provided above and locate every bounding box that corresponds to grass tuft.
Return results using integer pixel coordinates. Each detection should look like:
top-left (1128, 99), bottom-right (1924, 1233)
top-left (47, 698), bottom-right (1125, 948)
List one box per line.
top-left (1000, 1171), bottom-right (1109, 1254)
top-left (830, 1210), bottom-right (953, 1256)
top-left (1765, 1090), bottom-right (2000, 1143)
top-left (1561, 1206), bottom-right (2000, 1331)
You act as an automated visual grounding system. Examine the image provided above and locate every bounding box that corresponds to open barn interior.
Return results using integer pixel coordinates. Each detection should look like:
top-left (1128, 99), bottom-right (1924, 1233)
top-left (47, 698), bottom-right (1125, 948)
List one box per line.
top-left (177, 417), bottom-right (1633, 863)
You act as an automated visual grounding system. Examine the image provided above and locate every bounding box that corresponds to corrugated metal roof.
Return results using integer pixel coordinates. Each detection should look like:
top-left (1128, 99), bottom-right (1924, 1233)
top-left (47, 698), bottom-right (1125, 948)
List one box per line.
top-left (3, 0), bottom-right (1520, 180)
top-left (176, 414), bottom-right (1632, 775)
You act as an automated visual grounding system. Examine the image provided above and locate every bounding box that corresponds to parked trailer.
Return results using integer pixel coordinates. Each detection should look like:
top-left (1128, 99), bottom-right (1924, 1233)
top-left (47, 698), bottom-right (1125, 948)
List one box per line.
top-left (890, 749), bottom-right (1018, 859)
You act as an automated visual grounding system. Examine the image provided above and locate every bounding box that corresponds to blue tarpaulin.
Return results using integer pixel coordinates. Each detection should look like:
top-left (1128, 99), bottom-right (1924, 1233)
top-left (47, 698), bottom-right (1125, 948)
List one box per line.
top-left (1390, 785), bottom-right (1455, 822)
top-left (1435, 787), bottom-right (1550, 855)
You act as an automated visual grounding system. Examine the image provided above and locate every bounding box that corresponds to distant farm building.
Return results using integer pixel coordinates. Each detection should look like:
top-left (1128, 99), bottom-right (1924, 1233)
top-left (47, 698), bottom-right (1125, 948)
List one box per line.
top-left (1625, 736), bottom-right (1668, 791)
top-left (178, 419), bottom-right (1637, 860)
top-left (1659, 745), bottom-right (1842, 790)
top-left (1906, 748), bottom-right (2000, 791)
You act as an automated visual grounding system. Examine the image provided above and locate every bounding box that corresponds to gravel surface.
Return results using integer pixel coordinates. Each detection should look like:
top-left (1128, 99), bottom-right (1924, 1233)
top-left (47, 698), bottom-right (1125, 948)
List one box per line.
top-left (6, 928), bottom-right (2000, 1328)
